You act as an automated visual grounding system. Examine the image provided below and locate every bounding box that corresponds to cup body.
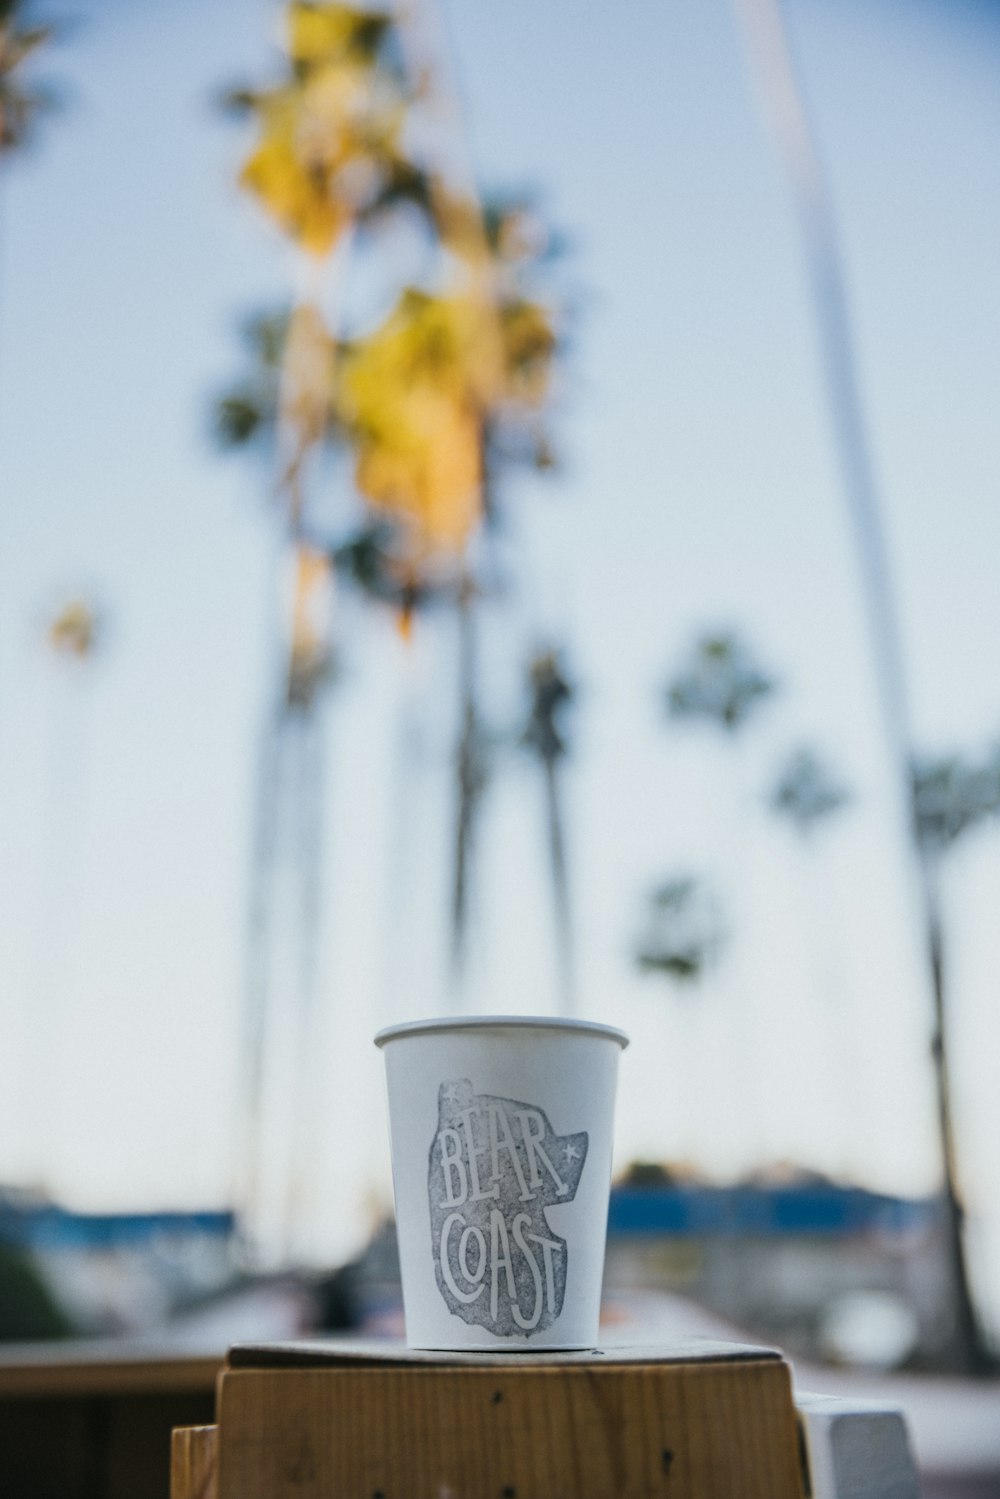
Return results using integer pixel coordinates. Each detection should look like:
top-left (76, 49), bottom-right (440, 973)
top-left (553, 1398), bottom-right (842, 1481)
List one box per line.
top-left (375, 1016), bottom-right (628, 1351)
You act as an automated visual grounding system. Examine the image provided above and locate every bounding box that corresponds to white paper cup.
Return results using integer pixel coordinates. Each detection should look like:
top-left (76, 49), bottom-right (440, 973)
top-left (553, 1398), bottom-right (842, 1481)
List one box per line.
top-left (375, 1016), bottom-right (629, 1350)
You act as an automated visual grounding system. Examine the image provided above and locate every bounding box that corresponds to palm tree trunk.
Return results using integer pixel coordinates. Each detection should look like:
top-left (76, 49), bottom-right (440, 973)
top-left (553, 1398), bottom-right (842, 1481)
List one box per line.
top-left (450, 580), bottom-right (481, 994)
top-left (734, 0), bottom-right (992, 1370)
top-left (237, 703), bottom-right (282, 1259)
top-left (542, 751), bottom-right (575, 1016)
top-left (283, 701), bottom-right (325, 1262)
top-left (920, 852), bottom-right (992, 1370)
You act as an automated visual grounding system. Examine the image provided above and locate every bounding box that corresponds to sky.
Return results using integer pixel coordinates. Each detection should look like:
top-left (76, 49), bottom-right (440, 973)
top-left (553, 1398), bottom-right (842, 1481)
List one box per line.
top-left (0, 0), bottom-right (998, 1327)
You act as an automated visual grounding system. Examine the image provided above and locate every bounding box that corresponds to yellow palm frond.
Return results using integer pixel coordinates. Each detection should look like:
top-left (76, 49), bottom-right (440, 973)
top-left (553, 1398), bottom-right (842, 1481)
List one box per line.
top-left (238, 56), bottom-right (405, 254)
top-left (352, 388), bottom-right (481, 554)
top-left (336, 282), bottom-right (560, 554)
top-left (287, 2), bottom-right (391, 68)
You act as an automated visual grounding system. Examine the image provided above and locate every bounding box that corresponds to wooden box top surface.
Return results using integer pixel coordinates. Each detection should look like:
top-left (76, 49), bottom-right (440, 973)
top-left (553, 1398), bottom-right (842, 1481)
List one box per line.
top-left (226, 1336), bottom-right (783, 1371)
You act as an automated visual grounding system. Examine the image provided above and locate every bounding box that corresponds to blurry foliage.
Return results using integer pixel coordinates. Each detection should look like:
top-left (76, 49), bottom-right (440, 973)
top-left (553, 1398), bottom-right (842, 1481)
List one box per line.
top-left (338, 281), bottom-right (557, 558)
top-left (221, 2), bottom-right (572, 1031)
top-left (643, 638), bottom-right (854, 994)
top-left (911, 753), bottom-right (1000, 853)
top-left (228, 3), bottom-right (414, 256)
top-left (219, 1), bottom-right (564, 606)
top-left (770, 747), bottom-right (851, 836)
top-left (522, 649), bottom-right (573, 764)
top-left (638, 629), bottom-right (776, 992)
top-left (619, 1160), bottom-right (688, 1187)
top-left (327, 518), bottom-right (428, 611)
top-left (215, 309), bottom-right (289, 450)
top-left (336, 289), bottom-right (489, 558)
top-left (0, 0), bottom-right (56, 156)
top-left (636, 874), bottom-right (725, 985)
top-left (216, 238), bottom-right (560, 579)
top-left (0, 1246), bottom-right (73, 1341)
top-left (666, 631), bottom-right (777, 735)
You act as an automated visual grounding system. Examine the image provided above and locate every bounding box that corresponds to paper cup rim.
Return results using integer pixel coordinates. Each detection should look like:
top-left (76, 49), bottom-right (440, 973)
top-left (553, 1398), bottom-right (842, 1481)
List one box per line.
top-left (374, 1015), bottom-right (629, 1050)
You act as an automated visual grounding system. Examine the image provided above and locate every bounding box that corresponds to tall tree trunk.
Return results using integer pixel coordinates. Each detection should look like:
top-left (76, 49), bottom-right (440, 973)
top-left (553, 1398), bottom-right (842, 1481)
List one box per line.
top-left (237, 704), bottom-right (282, 1259)
top-left (542, 751), bottom-right (575, 1017)
top-left (450, 580), bottom-right (483, 994)
top-left (734, 0), bottom-right (992, 1370)
top-left (919, 853), bottom-right (992, 1370)
top-left (283, 701), bottom-right (326, 1262)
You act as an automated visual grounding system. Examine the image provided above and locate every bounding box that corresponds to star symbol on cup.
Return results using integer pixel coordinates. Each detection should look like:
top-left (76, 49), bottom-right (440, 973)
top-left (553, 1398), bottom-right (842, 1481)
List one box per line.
top-left (564, 1141), bottom-right (581, 1162)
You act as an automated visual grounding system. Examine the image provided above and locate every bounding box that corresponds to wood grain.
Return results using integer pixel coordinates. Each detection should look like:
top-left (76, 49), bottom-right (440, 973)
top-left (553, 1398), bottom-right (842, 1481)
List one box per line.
top-left (217, 1358), bottom-right (805, 1499)
top-left (172, 1425), bottom-right (219, 1499)
top-left (0, 1345), bottom-right (221, 1399)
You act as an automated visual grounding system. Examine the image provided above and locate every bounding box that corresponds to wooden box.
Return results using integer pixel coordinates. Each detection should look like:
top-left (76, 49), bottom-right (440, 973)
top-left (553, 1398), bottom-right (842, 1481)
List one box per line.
top-left (174, 1339), bottom-right (806, 1499)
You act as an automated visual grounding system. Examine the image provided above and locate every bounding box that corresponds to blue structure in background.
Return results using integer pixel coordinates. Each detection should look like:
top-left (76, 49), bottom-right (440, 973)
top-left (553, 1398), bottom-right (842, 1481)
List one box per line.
top-left (608, 1184), bottom-right (938, 1239)
top-left (0, 1200), bottom-right (235, 1251)
top-left (0, 1183), bottom-right (937, 1253)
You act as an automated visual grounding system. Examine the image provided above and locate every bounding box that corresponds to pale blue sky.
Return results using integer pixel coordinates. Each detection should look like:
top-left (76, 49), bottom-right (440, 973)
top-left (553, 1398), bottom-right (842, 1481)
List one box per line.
top-left (0, 0), bottom-right (998, 1324)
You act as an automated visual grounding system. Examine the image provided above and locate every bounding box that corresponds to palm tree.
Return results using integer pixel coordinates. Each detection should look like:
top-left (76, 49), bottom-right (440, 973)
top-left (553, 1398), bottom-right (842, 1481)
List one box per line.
top-left (0, 2), bottom-right (55, 158)
top-left (666, 630), bottom-right (776, 736)
top-left (733, 0), bottom-right (995, 1369)
top-left (911, 756), bottom-right (1000, 852)
top-left (635, 872), bottom-right (726, 1170)
top-left (219, 2), bottom-right (422, 1259)
top-left (636, 874), bottom-right (725, 984)
top-left (769, 745), bottom-right (857, 1171)
top-left (334, 211), bottom-right (564, 990)
top-left (770, 746), bottom-right (849, 839)
top-left (450, 573), bottom-right (489, 983)
top-left (215, 217), bottom-right (566, 1002)
top-left (908, 751), bottom-right (1000, 1363)
top-left (220, 3), bottom-right (567, 1250)
top-left (521, 648), bottom-right (575, 1014)
top-left (661, 629), bottom-right (778, 1162)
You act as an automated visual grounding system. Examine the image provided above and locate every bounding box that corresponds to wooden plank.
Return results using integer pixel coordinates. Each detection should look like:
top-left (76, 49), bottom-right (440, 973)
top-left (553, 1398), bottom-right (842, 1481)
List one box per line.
top-left (217, 1359), bottom-right (805, 1499)
top-left (172, 1425), bottom-right (219, 1499)
top-left (0, 1343), bottom-right (222, 1398)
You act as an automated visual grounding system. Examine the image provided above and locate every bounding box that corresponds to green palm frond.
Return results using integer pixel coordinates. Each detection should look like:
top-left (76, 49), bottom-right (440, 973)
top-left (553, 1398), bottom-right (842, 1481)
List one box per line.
top-left (666, 631), bottom-right (777, 734)
top-left (635, 875), bottom-right (725, 986)
top-left (771, 747), bottom-right (850, 835)
top-left (911, 754), bottom-right (1000, 851)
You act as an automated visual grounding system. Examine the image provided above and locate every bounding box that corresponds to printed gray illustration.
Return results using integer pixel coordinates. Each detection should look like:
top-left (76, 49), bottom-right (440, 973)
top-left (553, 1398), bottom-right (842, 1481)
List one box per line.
top-left (428, 1078), bottom-right (588, 1336)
